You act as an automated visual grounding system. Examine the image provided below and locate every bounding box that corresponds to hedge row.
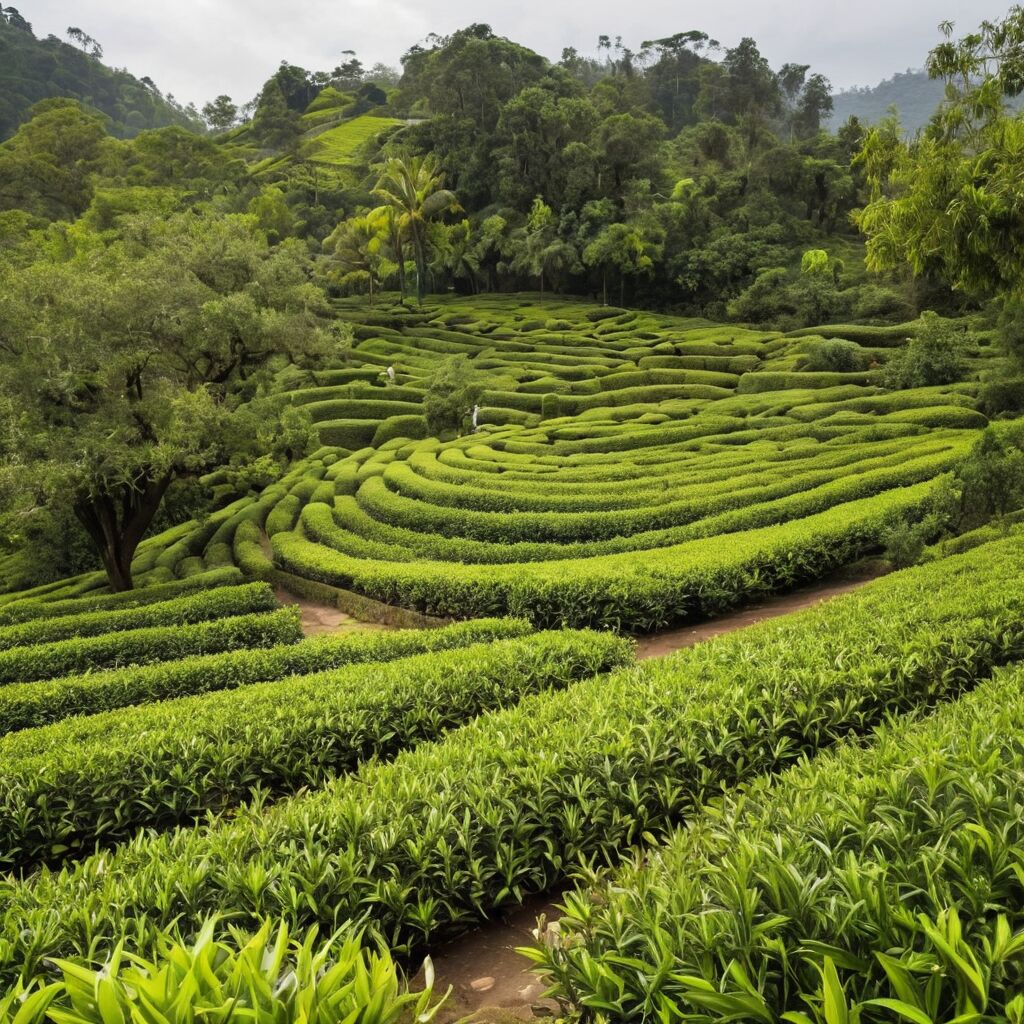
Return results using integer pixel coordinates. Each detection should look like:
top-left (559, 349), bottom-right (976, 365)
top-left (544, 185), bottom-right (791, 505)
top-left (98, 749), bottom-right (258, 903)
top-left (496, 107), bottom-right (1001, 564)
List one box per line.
top-left (320, 449), bottom-right (958, 566)
top-left (0, 629), bottom-right (631, 872)
top-left (0, 568), bottom-right (244, 626)
top-left (355, 445), bottom-right (961, 543)
top-left (3, 533), bottom-right (1022, 981)
top-left (0, 618), bottom-right (529, 737)
top-left (0, 583), bottom-right (278, 652)
top-left (0, 608), bottom-right (302, 685)
top-left (531, 662), bottom-right (1024, 1021)
top-left (278, 481), bottom-right (940, 628)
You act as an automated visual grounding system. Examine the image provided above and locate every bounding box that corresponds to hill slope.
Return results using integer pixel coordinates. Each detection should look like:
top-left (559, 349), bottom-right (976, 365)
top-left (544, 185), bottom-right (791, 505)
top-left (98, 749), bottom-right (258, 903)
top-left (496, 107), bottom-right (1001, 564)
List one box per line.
top-left (0, 8), bottom-right (202, 140)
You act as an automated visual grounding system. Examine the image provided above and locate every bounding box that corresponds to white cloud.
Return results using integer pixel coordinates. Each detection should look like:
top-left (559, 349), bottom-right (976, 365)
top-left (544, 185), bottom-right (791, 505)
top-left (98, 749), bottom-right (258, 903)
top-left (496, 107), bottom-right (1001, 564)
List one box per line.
top-left (22, 0), bottom-right (1001, 108)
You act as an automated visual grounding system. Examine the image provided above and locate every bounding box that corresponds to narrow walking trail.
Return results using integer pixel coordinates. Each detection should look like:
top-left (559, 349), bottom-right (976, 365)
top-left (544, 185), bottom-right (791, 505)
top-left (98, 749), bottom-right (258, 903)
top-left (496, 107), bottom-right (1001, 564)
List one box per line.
top-left (271, 584), bottom-right (386, 636)
top-left (422, 562), bottom-right (888, 1023)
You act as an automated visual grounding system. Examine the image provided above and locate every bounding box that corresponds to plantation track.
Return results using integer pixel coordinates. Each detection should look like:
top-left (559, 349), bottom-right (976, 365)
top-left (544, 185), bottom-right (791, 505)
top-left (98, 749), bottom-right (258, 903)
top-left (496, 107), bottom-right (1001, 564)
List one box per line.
top-left (422, 559), bottom-right (889, 1022)
top-left (633, 560), bottom-right (887, 658)
top-left (271, 584), bottom-right (387, 635)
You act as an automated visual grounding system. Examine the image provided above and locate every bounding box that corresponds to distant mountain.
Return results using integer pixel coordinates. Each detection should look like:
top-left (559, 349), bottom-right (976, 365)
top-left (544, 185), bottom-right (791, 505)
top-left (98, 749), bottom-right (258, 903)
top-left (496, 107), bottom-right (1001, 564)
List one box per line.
top-left (0, 7), bottom-right (203, 141)
top-left (828, 69), bottom-right (946, 134)
top-left (829, 67), bottom-right (1024, 135)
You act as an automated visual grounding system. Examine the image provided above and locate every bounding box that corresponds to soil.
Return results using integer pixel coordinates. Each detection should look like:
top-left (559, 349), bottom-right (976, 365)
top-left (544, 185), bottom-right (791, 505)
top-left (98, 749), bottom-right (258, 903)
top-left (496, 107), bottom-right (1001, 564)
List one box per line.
top-left (271, 584), bottom-right (386, 636)
top-left (634, 560), bottom-right (888, 660)
top-left (418, 560), bottom-right (890, 1022)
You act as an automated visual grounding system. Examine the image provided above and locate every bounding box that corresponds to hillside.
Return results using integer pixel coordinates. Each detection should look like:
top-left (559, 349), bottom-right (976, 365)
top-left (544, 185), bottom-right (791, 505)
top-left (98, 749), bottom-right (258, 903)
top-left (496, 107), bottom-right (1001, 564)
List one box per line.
top-left (0, 8), bottom-right (202, 140)
top-left (831, 66), bottom-right (1024, 133)
top-left (12, 293), bottom-right (989, 631)
top-left (829, 68), bottom-right (945, 132)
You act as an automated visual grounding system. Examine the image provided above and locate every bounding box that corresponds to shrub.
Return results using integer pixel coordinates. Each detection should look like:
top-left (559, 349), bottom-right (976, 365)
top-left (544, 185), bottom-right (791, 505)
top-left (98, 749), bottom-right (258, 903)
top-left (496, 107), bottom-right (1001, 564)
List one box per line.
top-left (0, 629), bottom-right (631, 870)
top-left (955, 423), bottom-right (1024, 523)
top-left (13, 918), bottom-right (444, 1024)
top-left (529, 662), bottom-right (1024, 1022)
top-left (423, 355), bottom-right (484, 436)
top-left (0, 618), bottom-right (532, 736)
top-left (884, 310), bottom-right (971, 388)
top-left (0, 608), bottom-right (302, 684)
top-left (3, 534), bottom-right (1022, 981)
top-left (979, 375), bottom-right (1024, 417)
top-left (801, 337), bottom-right (868, 372)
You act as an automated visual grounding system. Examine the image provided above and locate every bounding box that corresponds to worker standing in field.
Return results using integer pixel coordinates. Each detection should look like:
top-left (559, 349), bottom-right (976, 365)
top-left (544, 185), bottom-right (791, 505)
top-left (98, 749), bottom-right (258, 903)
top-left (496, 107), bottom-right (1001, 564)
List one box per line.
top-left (386, 365), bottom-right (396, 383)
top-left (472, 404), bottom-right (480, 431)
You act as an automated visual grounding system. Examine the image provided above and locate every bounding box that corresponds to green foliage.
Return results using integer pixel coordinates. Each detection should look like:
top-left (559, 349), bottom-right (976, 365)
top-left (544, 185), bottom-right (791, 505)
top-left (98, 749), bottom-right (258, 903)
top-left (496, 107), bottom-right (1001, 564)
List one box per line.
top-left (529, 641), bottom-right (1024, 1022)
top-left (36, 918), bottom-right (444, 1024)
top-left (423, 355), bottom-right (484, 435)
top-left (0, 604), bottom-right (301, 684)
top-left (0, 14), bottom-right (202, 142)
top-left (883, 311), bottom-right (970, 389)
top-left (802, 337), bottom-right (869, 372)
top-left (0, 617), bottom-right (531, 736)
top-left (2, 535), bottom-right (1021, 980)
top-left (955, 423), bottom-right (1024, 523)
top-left (0, 629), bottom-right (629, 871)
top-left (0, 208), bottom-right (348, 590)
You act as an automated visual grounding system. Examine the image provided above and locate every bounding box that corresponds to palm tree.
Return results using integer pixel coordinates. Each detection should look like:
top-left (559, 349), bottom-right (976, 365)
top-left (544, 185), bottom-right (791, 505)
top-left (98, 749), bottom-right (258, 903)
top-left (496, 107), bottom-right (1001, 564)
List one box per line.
top-left (372, 154), bottom-right (460, 305)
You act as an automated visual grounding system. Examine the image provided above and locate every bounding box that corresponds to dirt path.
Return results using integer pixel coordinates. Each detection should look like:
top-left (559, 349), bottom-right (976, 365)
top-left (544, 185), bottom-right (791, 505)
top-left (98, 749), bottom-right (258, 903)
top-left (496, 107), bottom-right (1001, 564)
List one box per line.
top-left (271, 585), bottom-right (386, 636)
top-left (635, 561), bottom-right (887, 659)
top-left (420, 562), bottom-right (888, 1022)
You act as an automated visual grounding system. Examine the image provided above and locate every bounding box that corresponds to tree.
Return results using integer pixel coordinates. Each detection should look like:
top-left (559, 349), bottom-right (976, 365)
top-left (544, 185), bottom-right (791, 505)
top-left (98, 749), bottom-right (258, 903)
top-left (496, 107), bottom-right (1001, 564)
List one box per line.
top-left (0, 99), bottom-right (110, 220)
top-left (0, 211), bottom-right (348, 591)
top-left (583, 221), bottom-right (660, 306)
top-left (372, 154), bottom-right (460, 304)
top-left (251, 80), bottom-right (302, 152)
top-left (324, 211), bottom-right (391, 305)
top-left (202, 95), bottom-right (237, 132)
top-left (423, 355), bottom-right (484, 435)
top-left (855, 11), bottom-right (1024, 317)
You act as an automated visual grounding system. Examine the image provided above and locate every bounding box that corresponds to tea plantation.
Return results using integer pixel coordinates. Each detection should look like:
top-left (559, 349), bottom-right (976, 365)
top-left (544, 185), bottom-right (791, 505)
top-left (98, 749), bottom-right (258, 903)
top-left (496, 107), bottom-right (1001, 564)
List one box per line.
top-left (36, 294), bottom-right (983, 631)
top-left (1, 295), bottom-right (1022, 1022)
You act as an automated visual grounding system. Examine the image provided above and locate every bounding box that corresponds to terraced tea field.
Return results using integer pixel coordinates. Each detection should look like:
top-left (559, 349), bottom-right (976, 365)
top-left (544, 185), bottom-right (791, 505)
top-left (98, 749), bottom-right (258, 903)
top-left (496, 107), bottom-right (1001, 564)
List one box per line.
top-left (2, 294), bottom-right (1022, 1023)
top-left (80, 294), bottom-right (988, 630)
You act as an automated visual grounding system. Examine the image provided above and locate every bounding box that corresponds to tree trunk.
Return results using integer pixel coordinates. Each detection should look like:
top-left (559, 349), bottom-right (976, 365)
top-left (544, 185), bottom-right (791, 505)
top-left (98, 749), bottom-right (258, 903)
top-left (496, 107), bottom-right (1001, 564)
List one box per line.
top-left (394, 231), bottom-right (407, 304)
top-left (75, 473), bottom-right (174, 592)
top-left (620, 274), bottom-right (625, 308)
top-left (602, 270), bottom-right (608, 307)
top-left (413, 228), bottom-right (426, 306)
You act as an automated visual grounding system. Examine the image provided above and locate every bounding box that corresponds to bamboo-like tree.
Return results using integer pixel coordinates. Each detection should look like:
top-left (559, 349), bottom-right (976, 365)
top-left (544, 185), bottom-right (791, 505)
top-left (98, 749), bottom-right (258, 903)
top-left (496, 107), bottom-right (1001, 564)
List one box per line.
top-left (372, 154), bottom-right (460, 304)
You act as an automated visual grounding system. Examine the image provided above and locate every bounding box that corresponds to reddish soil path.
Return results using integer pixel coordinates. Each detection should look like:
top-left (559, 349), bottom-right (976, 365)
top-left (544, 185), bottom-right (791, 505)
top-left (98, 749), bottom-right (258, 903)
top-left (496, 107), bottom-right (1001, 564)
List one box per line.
top-left (634, 561), bottom-right (887, 660)
top-left (420, 562), bottom-right (888, 1022)
top-left (271, 585), bottom-right (388, 636)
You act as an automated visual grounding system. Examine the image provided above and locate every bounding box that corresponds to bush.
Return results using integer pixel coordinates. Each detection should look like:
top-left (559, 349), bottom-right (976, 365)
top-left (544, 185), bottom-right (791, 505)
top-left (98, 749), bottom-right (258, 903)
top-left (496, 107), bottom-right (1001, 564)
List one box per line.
top-left (801, 337), bottom-right (868, 372)
top-left (0, 607), bottom-right (302, 684)
top-left (884, 310), bottom-right (971, 389)
top-left (0, 618), bottom-right (534, 736)
top-left (3, 534), bottom-right (1022, 981)
top-left (5, 918), bottom-right (444, 1024)
top-left (955, 423), bottom-right (1024, 523)
top-left (423, 355), bottom-right (485, 436)
top-left (0, 629), bottom-right (631, 871)
top-left (979, 375), bottom-right (1024, 417)
top-left (0, 583), bottom-right (277, 652)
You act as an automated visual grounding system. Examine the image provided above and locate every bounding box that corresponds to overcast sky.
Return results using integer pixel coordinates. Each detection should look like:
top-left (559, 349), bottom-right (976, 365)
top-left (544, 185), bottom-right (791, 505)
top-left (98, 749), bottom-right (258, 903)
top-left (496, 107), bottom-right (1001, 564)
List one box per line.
top-left (23, 0), bottom-right (1000, 109)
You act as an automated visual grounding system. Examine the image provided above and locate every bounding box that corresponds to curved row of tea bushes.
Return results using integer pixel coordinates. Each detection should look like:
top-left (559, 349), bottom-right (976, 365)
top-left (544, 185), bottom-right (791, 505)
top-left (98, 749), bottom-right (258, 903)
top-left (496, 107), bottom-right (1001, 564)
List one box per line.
top-left (0, 629), bottom-right (632, 872)
top-left (0, 584), bottom-right (278, 652)
top-left (3, 535), bottom-right (1022, 981)
top-left (276, 482), bottom-right (941, 627)
top-left (0, 608), bottom-right (302, 685)
top-left (0, 568), bottom-right (245, 626)
top-left (316, 452), bottom-right (958, 566)
top-left (530, 661), bottom-right (1024, 1022)
top-left (0, 617), bottom-right (531, 736)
